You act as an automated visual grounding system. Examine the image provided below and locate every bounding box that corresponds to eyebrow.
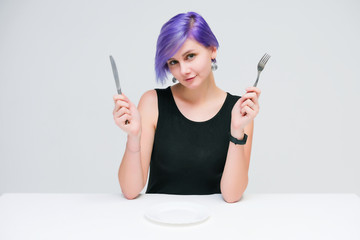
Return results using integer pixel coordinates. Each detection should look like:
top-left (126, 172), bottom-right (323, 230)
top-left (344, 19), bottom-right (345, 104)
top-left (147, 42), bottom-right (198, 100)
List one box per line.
top-left (168, 49), bottom-right (195, 61)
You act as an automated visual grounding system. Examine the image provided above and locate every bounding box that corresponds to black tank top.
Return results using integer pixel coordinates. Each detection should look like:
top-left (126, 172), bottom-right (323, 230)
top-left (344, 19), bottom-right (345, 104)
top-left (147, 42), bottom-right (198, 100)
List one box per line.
top-left (146, 86), bottom-right (240, 195)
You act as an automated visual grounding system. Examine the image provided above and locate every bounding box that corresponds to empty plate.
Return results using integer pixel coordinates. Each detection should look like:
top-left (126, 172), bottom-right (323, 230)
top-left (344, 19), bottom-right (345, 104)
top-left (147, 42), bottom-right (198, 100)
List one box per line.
top-left (144, 201), bottom-right (210, 225)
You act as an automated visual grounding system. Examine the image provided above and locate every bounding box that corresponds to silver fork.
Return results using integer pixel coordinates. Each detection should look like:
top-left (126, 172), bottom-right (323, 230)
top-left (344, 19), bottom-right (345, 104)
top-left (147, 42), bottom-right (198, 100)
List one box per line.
top-left (253, 53), bottom-right (271, 87)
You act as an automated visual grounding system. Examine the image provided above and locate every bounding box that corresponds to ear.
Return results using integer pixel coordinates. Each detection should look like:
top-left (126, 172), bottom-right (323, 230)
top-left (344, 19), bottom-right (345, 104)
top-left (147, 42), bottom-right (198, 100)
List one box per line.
top-left (210, 46), bottom-right (217, 59)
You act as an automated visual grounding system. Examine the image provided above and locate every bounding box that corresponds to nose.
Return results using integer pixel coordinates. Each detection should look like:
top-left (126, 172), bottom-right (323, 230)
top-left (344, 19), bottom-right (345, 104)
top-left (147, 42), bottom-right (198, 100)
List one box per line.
top-left (179, 62), bottom-right (191, 76)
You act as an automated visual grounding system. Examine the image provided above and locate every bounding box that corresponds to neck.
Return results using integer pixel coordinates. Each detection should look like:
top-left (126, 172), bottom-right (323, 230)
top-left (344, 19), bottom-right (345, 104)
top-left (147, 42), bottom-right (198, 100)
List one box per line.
top-left (175, 73), bottom-right (220, 105)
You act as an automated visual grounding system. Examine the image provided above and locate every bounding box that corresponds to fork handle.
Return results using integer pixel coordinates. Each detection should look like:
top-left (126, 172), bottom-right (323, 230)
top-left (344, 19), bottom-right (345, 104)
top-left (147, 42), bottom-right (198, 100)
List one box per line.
top-left (253, 71), bottom-right (261, 87)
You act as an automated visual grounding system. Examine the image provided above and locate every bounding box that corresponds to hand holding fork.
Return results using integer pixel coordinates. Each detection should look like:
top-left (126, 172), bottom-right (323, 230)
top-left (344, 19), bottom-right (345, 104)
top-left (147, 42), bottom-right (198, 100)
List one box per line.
top-left (232, 53), bottom-right (270, 129)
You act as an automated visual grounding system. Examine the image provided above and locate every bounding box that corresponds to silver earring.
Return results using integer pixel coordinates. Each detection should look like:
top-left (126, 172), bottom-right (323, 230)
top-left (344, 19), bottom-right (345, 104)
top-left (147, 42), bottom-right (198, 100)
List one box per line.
top-left (211, 60), bottom-right (218, 71)
top-left (172, 77), bottom-right (177, 83)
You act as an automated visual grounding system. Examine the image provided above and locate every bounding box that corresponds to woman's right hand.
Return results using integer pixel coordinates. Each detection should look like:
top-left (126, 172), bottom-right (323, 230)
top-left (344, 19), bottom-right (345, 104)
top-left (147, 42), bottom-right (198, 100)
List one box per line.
top-left (113, 94), bottom-right (141, 137)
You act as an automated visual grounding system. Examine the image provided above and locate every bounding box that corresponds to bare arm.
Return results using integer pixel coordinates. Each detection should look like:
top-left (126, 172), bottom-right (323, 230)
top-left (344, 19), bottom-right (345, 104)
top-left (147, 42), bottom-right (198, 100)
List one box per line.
top-left (220, 121), bottom-right (254, 203)
top-left (114, 90), bottom-right (158, 199)
top-left (220, 87), bottom-right (261, 203)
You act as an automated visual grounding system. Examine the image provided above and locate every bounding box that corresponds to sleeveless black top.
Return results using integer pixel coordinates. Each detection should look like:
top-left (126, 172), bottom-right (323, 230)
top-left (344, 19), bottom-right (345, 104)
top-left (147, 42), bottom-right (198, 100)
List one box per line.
top-left (146, 86), bottom-right (241, 195)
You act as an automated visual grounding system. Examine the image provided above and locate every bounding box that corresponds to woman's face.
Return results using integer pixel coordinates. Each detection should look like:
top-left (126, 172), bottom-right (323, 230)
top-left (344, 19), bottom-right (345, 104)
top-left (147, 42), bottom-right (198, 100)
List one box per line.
top-left (167, 38), bottom-right (217, 88)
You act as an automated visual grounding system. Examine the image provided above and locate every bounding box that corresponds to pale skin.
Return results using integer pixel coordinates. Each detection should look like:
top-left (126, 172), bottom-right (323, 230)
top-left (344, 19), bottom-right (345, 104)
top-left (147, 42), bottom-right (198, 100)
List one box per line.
top-left (113, 38), bottom-right (261, 203)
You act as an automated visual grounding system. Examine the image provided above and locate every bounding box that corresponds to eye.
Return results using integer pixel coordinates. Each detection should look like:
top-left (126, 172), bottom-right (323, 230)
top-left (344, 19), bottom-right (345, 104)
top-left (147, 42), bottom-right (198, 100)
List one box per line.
top-left (187, 53), bottom-right (196, 60)
top-left (168, 60), bottom-right (178, 66)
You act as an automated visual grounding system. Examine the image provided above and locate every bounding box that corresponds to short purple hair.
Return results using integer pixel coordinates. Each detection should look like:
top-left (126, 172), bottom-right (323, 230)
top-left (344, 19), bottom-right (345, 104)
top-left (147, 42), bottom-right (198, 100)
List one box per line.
top-left (155, 12), bottom-right (219, 84)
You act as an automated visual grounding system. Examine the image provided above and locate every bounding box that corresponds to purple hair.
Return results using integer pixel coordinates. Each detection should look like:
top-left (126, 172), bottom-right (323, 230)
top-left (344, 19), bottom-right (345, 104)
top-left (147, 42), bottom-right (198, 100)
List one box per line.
top-left (155, 12), bottom-right (219, 84)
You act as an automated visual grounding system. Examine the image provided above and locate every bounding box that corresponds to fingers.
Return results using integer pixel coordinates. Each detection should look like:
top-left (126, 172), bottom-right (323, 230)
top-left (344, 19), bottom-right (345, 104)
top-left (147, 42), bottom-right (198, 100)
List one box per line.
top-left (245, 87), bottom-right (261, 98)
top-left (118, 114), bottom-right (132, 125)
top-left (113, 94), bottom-right (132, 124)
top-left (237, 87), bottom-right (261, 117)
top-left (113, 107), bottom-right (132, 125)
top-left (241, 99), bottom-right (256, 110)
top-left (113, 93), bottom-right (130, 110)
top-left (114, 106), bottom-right (131, 118)
top-left (240, 105), bottom-right (257, 117)
top-left (113, 95), bottom-right (127, 103)
top-left (240, 87), bottom-right (261, 107)
top-left (239, 93), bottom-right (258, 109)
top-left (114, 99), bottom-right (130, 112)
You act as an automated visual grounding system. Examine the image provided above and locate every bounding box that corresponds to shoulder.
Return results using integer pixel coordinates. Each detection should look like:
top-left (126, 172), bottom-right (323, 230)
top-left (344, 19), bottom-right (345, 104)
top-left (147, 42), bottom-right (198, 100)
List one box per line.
top-left (139, 89), bottom-right (157, 101)
top-left (138, 87), bottom-right (169, 104)
top-left (138, 89), bottom-right (158, 111)
top-left (138, 89), bottom-right (158, 127)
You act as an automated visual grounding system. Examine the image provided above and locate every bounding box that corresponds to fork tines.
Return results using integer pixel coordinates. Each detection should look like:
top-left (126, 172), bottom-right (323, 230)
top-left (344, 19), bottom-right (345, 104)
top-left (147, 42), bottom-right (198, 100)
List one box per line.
top-left (258, 53), bottom-right (271, 70)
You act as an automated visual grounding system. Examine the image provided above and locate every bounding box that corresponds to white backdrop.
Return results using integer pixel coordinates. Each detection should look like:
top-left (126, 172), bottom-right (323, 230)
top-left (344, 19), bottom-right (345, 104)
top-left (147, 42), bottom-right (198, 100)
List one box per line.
top-left (0, 0), bottom-right (359, 196)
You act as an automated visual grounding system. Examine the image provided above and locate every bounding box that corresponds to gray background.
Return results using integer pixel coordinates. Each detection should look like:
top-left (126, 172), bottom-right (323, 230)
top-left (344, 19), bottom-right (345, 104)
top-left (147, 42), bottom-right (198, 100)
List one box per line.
top-left (0, 0), bottom-right (359, 195)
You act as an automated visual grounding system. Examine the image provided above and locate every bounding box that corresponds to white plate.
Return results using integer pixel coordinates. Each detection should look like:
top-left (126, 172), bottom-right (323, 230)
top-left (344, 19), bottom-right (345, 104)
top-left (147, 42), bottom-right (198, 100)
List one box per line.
top-left (144, 201), bottom-right (210, 225)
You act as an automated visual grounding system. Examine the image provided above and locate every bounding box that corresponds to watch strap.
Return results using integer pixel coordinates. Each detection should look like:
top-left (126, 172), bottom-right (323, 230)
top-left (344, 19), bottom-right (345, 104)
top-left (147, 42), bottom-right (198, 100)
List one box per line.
top-left (229, 132), bottom-right (248, 145)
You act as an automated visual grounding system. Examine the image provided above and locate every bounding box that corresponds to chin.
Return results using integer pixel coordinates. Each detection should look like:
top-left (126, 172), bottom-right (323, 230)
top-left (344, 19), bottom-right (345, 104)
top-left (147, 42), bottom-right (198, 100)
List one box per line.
top-left (181, 77), bottom-right (203, 89)
top-left (181, 82), bottom-right (200, 90)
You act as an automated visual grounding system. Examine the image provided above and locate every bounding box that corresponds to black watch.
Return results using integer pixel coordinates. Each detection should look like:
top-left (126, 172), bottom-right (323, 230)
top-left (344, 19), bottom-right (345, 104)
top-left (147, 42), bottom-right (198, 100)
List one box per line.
top-left (229, 132), bottom-right (248, 145)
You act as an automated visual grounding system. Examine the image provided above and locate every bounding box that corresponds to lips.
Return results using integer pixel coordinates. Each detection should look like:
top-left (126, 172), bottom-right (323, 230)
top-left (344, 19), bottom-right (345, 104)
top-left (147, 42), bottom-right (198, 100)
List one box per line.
top-left (185, 76), bottom-right (196, 81)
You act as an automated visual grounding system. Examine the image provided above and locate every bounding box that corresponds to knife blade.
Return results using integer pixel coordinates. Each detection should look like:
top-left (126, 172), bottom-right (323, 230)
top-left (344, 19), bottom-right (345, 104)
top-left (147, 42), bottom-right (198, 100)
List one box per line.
top-left (110, 55), bottom-right (129, 124)
top-left (109, 55), bottom-right (122, 95)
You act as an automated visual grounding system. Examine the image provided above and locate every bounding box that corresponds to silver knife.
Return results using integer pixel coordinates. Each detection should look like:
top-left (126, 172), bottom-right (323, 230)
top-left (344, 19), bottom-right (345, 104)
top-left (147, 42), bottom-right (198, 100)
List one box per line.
top-left (109, 55), bottom-right (122, 95)
top-left (110, 55), bottom-right (129, 124)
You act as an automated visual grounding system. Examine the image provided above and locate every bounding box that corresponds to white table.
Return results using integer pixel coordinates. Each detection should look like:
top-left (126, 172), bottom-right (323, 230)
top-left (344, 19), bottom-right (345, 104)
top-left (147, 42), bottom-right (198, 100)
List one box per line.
top-left (0, 193), bottom-right (359, 240)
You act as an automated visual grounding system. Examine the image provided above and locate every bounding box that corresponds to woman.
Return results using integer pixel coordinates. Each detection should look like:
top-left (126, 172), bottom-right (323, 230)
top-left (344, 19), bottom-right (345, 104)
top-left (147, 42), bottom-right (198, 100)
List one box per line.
top-left (113, 12), bottom-right (260, 203)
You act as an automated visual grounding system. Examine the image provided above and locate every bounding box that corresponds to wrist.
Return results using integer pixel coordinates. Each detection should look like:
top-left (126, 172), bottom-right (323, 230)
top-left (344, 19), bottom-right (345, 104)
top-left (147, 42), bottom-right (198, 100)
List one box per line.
top-left (126, 134), bottom-right (141, 152)
top-left (230, 126), bottom-right (245, 139)
top-left (128, 128), bottom-right (141, 140)
top-left (229, 131), bottom-right (248, 145)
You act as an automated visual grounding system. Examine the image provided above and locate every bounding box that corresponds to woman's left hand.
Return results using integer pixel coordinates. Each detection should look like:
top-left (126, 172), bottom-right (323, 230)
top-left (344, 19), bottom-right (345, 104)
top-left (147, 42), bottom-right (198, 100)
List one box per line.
top-left (231, 87), bottom-right (261, 137)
